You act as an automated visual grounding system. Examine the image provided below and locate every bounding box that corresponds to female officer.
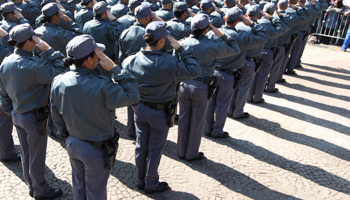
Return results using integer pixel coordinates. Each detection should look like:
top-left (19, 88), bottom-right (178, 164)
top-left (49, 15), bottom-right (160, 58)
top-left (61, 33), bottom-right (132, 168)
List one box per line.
top-left (122, 21), bottom-right (201, 194)
top-left (0, 24), bottom-right (65, 199)
top-left (34, 2), bottom-right (83, 56)
top-left (177, 14), bottom-right (240, 161)
top-left (50, 34), bottom-right (140, 200)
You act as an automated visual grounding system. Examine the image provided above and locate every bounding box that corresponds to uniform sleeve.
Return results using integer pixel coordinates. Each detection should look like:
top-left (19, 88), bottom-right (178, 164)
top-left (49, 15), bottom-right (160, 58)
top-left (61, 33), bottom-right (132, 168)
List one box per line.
top-left (269, 17), bottom-right (286, 38)
top-left (173, 46), bottom-right (201, 81)
top-left (295, 7), bottom-right (310, 25)
top-left (214, 34), bottom-right (240, 59)
top-left (35, 48), bottom-right (66, 84)
top-left (104, 66), bottom-right (140, 109)
top-left (108, 19), bottom-right (124, 42)
top-left (67, 20), bottom-right (84, 34)
top-left (21, 1), bottom-right (41, 19)
top-left (50, 86), bottom-right (69, 139)
top-left (118, 37), bottom-right (127, 66)
top-left (0, 76), bottom-right (12, 115)
top-left (245, 23), bottom-right (268, 49)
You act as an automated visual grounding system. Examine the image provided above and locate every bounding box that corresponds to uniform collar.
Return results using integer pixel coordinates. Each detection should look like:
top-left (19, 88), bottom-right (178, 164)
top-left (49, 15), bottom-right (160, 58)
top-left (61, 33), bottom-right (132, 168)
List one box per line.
top-left (127, 12), bottom-right (135, 16)
top-left (172, 18), bottom-right (185, 22)
top-left (222, 25), bottom-right (237, 31)
top-left (70, 66), bottom-right (95, 74)
top-left (14, 49), bottom-right (33, 57)
top-left (140, 47), bottom-right (163, 55)
top-left (133, 22), bottom-right (146, 28)
top-left (118, 1), bottom-right (127, 5)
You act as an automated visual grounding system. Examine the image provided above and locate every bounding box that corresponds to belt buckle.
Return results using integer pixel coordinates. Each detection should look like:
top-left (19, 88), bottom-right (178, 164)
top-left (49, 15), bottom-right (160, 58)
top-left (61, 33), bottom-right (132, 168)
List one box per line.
top-left (156, 104), bottom-right (163, 110)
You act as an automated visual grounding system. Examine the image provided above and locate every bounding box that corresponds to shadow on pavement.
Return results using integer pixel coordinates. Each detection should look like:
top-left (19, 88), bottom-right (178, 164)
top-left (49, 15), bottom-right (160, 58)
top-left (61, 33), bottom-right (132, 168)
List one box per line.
top-left (111, 160), bottom-right (200, 200)
top-left (294, 74), bottom-right (350, 90)
top-left (282, 82), bottom-right (350, 102)
top-left (235, 114), bottom-right (350, 162)
top-left (252, 100), bottom-right (350, 136)
top-left (302, 62), bottom-right (350, 75)
top-left (204, 128), bottom-right (350, 195)
top-left (264, 92), bottom-right (350, 118)
top-left (297, 67), bottom-right (350, 80)
top-left (162, 141), bottom-right (299, 200)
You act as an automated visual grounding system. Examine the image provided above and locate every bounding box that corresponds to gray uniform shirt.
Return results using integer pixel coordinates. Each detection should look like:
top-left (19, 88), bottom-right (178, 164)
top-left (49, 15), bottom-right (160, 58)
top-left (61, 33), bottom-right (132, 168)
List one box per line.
top-left (35, 21), bottom-right (83, 56)
top-left (118, 12), bottom-right (136, 29)
top-left (50, 66), bottom-right (140, 141)
top-left (258, 16), bottom-right (285, 49)
top-left (110, 1), bottom-right (129, 19)
top-left (83, 18), bottom-right (124, 60)
top-left (155, 8), bottom-right (174, 21)
top-left (180, 33), bottom-right (240, 79)
top-left (166, 18), bottom-right (191, 40)
top-left (122, 46), bottom-right (201, 103)
top-left (75, 7), bottom-right (94, 27)
top-left (0, 48), bottom-right (65, 115)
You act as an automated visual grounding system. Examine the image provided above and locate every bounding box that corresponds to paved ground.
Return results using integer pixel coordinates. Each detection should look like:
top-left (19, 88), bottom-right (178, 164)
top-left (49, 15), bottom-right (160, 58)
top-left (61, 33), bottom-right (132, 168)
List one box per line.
top-left (1, 43), bottom-right (350, 200)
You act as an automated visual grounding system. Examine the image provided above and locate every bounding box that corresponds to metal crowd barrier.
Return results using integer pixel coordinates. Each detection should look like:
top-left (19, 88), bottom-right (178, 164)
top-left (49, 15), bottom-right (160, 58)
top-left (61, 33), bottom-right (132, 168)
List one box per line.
top-left (313, 9), bottom-right (350, 43)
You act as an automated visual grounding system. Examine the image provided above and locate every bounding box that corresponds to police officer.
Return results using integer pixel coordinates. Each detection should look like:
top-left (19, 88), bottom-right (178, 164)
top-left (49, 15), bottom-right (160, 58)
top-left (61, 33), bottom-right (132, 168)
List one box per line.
top-left (144, 0), bottom-right (160, 11)
top-left (186, 0), bottom-right (200, 14)
top-left (265, 0), bottom-right (290, 93)
top-left (118, 3), bottom-right (154, 139)
top-left (35, 3), bottom-right (83, 56)
top-left (117, 0), bottom-right (141, 29)
top-left (0, 24), bottom-right (65, 199)
top-left (206, 7), bottom-right (267, 138)
top-left (178, 14), bottom-right (240, 160)
top-left (155, 0), bottom-right (174, 21)
top-left (166, 2), bottom-right (192, 40)
top-left (75, 0), bottom-right (95, 27)
top-left (12, 0), bottom-right (41, 27)
top-left (247, 3), bottom-right (285, 104)
top-left (220, 0), bottom-right (236, 14)
top-left (122, 21), bottom-right (201, 193)
top-left (0, 27), bottom-right (19, 163)
top-left (229, 5), bottom-right (267, 119)
top-left (0, 2), bottom-right (29, 50)
top-left (197, 0), bottom-right (225, 28)
top-left (285, 0), bottom-right (310, 75)
top-left (84, 1), bottom-right (124, 62)
top-left (50, 34), bottom-right (139, 200)
top-left (110, 0), bottom-right (129, 19)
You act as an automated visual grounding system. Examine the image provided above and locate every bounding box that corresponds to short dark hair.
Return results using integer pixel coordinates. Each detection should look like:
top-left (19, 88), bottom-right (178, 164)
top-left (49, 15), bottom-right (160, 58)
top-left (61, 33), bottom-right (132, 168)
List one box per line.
top-left (174, 10), bottom-right (186, 18)
top-left (63, 51), bottom-right (96, 67)
top-left (8, 37), bottom-right (33, 49)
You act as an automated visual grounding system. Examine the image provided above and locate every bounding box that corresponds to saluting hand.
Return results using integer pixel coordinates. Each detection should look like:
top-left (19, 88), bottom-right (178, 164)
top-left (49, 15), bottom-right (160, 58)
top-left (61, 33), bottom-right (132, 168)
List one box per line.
top-left (94, 48), bottom-right (116, 71)
top-left (240, 15), bottom-right (253, 26)
top-left (209, 23), bottom-right (224, 37)
top-left (106, 10), bottom-right (116, 21)
top-left (261, 11), bottom-right (272, 19)
top-left (14, 10), bottom-right (24, 19)
top-left (59, 11), bottom-right (71, 22)
top-left (32, 36), bottom-right (51, 52)
top-left (187, 9), bottom-right (195, 17)
top-left (0, 28), bottom-right (8, 38)
top-left (151, 12), bottom-right (165, 23)
top-left (297, 0), bottom-right (305, 8)
top-left (213, 5), bottom-right (222, 13)
top-left (167, 35), bottom-right (181, 50)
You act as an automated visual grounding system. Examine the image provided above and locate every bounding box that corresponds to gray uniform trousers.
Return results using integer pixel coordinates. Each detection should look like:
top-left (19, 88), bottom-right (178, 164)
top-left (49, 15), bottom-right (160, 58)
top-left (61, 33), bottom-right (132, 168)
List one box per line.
top-left (127, 106), bottom-right (135, 138)
top-left (228, 60), bottom-right (256, 118)
top-left (178, 80), bottom-right (209, 160)
top-left (134, 102), bottom-right (169, 190)
top-left (65, 135), bottom-right (110, 200)
top-left (0, 110), bottom-right (16, 160)
top-left (248, 49), bottom-right (274, 102)
top-left (11, 110), bottom-right (51, 197)
top-left (296, 27), bottom-right (312, 67)
top-left (286, 31), bottom-right (304, 72)
top-left (278, 42), bottom-right (294, 81)
top-left (266, 46), bottom-right (285, 92)
top-left (205, 70), bottom-right (234, 137)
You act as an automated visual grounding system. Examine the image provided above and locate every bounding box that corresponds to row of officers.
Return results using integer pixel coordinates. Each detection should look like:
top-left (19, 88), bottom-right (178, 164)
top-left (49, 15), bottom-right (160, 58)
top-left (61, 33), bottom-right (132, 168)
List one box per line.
top-left (0, 0), bottom-right (329, 199)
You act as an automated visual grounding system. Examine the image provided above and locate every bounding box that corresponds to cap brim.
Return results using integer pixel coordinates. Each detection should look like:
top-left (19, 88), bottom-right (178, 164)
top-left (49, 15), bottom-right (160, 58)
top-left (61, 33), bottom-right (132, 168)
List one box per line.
top-left (96, 43), bottom-right (105, 51)
top-left (166, 30), bottom-right (172, 36)
top-left (15, 7), bottom-right (22, 12)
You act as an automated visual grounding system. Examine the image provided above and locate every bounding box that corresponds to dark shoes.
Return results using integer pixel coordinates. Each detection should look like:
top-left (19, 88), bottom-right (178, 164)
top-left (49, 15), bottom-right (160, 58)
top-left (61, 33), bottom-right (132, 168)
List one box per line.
top-left (247, 98), bottom-right (265, 104)
top-left (179, 152), bottom-right (205, 161)
top-left (295, 64), bottom-right (303, 69)
top-left (284, 70), bottom-right (297, 75)
top-left (205, 132), bottom-right (229, 139)
top-left (137, 183), bottom-right (145, 190)
top-left (34, 188), bottom-right (62, 200)
top-left (264, 88), bottom-right (279, 93)
top-left (0, 154), bottom-right (21, 163)
top-left (232, 112), bottom-right (249, 119)
top-left (144, 182), bottom-right (170, 194)
top-left (277, 78), bottom-right (286, 83)
top-left (128, 134), bottom-right (136, 139)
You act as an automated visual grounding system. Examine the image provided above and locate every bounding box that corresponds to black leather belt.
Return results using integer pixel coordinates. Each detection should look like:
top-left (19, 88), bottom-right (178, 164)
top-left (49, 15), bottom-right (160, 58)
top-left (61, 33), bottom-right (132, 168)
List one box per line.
top-left (245, 57), bottom-right (259, 62)
top-left (140, 101), bottom-right (167, 110)
top-left (84, 138), bottom-right (111, 149)
top-left (217, 68), bottom-right (236, 75)
top-left (270, 47), bottom-right (277, 52)
top-left (195, 77), bottom-right (213, 84)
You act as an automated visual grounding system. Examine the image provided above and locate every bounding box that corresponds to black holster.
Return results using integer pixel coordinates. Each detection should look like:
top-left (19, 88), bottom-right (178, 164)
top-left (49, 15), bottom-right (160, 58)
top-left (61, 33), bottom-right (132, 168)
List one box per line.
top-left (102, 131), bottom-right (119, 170)
top-left (233, 71), bottom-right (242, 90)
top-left (254, 58), bottom-right (263, 73)
top-left (34, 106), bottom-right (50, 135)
top-left (165, 99), bottom-right (177, 128)
top-left (285, 33), bottom-right (298, 55)
top-left (302, 31), bottom-right (309, 42)
top-left (207, 76), bottom-right (218, 100)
